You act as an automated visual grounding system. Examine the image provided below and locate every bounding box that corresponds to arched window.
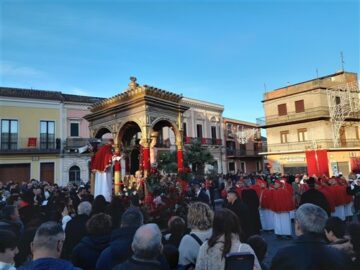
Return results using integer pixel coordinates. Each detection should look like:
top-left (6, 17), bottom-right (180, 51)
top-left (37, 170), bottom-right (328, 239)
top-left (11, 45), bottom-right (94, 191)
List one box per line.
top-left (69, 165), bottom-right (81, 182)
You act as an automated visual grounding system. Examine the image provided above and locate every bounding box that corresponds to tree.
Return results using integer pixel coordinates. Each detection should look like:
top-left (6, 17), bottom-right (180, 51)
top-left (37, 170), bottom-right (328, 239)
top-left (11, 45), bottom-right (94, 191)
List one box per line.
top-left (184, 141), bottom-right (214, 176)
top-left (157, 151), bottom-right (178, 173)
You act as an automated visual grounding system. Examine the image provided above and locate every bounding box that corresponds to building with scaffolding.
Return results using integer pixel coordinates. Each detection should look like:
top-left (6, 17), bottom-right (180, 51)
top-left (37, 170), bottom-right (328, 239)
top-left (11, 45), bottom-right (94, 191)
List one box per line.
top-left (257, 71), bottom-right (360, 177)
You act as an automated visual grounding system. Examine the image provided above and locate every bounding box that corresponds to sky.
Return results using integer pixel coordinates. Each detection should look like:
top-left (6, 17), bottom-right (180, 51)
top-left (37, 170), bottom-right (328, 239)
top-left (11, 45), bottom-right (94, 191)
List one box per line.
top-left (0, 0), bottom-right (359, 123)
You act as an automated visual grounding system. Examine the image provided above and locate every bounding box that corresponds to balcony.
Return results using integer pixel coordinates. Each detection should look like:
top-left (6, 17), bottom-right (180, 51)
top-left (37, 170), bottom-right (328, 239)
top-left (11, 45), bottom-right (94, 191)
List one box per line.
top-left (256, 106), bottom-right (331, 128)
top-left (226, 148), bottom-right (262, 157)
top-left (63, 138), bottom-right (95, 153)
top-left (184, 137), bottom-right (222, 146)
top-left (266, 139), bottom-right (360, 153)
top-left (0, 137), bottom-right (61, 155)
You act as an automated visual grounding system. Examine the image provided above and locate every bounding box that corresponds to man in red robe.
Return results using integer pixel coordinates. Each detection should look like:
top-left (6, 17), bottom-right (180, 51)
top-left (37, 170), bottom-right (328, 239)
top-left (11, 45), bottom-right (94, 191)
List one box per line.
top-left (91, 140), bottom-right (114, 202)
top-left (272, 180), bottom-right (294, 238)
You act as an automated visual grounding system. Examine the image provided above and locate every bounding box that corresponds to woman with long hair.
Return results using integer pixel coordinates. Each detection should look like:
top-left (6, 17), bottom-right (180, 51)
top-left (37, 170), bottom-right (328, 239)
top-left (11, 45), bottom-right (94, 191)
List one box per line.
top-left (195, 208), bottom-right (261, 270)
top-left (178, 202), bottom-right (213, 270)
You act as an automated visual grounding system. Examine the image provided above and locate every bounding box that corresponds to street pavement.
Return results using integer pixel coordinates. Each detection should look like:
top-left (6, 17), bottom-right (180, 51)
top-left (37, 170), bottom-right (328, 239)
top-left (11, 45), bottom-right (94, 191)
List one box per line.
top-left (261, 227), bottom-right (295, 268)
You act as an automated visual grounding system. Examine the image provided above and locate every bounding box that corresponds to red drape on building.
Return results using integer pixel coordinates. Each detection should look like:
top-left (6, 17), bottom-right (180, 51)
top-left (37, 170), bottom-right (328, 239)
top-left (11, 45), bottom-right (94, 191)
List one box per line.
top-left (351, 157), bottom-right (360, 173)
top-left (306, 150), bottom-right (329, 177)
top-left (316, 150), bottom-right (329, 176)
top-left (306, 150), bottom-right (318, 176)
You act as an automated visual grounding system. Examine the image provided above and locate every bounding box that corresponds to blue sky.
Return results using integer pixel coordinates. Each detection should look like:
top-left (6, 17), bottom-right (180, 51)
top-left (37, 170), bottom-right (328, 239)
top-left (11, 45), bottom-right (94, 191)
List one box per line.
top-left (0, 0), bottom-right (359, 123)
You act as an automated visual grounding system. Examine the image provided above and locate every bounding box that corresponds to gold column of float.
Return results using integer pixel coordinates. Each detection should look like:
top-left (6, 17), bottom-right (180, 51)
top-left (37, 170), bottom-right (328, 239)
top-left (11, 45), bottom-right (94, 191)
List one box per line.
top-left (114, 141), bottom-right (121, 195)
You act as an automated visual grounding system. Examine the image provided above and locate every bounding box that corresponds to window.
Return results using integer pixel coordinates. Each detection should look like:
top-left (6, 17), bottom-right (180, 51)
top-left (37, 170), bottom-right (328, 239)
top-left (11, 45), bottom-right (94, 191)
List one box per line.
top-left (256, 161), bottom-right (262, 172)
top-left (239, 143), bottom-right (246, 155)
top-left (211, 126), bottom-right (217, 139)
top-left (226, 141), bottom-right (236, 150)
top-left (229, 162), bottom-right (235, 172)
top-left (298, 128), bottom-right (308, 142)
top-left (40, 121), bottom-right (55, 149)
top-left (70, 122), bottom-right (79, 137)
top-left (280, 131), bottom-right (289, 143)
top-left (69, 165), bottom-right (81, 182)
top-left (295, 100), bottom-right (305, 113)
top-left (196, 124), bottom-right (203, 138)
top-left (1, 120), bottom-right (18, 150)
top-left (183, 123), bottom-right (187, 139)
top-left (278, 103), bottom-right (287, 116)
top-left (240, 162), bottom-right (246, 173)
top-left (227, 123), bottom-right (232, 131)
top-left (335, 96), bottom-right (341, 105)
top-left (356, 126), bottom-right (359, 140)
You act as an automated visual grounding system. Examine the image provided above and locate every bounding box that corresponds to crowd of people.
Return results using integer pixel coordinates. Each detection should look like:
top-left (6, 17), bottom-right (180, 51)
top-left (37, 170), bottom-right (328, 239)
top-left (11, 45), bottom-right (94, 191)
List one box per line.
top-left (0, 172), bottom-right (359, 270)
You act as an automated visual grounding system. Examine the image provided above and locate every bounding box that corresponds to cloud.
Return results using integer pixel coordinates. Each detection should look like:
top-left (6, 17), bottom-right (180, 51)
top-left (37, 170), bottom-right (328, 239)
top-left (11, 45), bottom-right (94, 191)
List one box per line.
top-left (0, 62), bottom-right (44, 78)
top-left (67, 88), bottom-right (90, 96)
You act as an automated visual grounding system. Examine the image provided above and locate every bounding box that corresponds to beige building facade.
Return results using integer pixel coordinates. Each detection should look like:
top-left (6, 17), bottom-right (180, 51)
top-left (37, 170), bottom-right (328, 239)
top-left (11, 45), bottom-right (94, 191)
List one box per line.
top-left (259, 71), bottom-right (360, 176)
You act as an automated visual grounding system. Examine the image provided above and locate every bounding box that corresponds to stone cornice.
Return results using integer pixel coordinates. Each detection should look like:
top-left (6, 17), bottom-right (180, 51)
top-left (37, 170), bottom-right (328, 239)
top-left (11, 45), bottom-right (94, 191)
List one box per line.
top-left (91, 85), bottom-right (183, 112)
top-left (181, 97), bottom-right (224, 112)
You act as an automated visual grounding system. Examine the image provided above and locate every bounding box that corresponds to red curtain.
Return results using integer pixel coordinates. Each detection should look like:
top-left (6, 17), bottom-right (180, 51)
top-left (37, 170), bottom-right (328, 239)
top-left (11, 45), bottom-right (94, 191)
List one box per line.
top-left (316, 150), bottom-right (329, 177)
top-left (351, 157), bottom-right (360, 173)
top-left (306, 150), bottom-right (318, 176)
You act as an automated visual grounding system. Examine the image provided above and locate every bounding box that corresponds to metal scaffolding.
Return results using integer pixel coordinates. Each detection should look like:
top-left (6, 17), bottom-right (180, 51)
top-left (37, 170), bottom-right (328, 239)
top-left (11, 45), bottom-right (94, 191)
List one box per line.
top-left (326, 80), bottom-right (360, 147)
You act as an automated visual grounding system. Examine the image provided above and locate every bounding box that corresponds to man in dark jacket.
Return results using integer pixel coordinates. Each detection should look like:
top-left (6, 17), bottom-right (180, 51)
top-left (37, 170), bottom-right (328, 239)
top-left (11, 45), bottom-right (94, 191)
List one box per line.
top-left (224, 188), bottom-right (252, 241)
top-left (18, 221), bottom-right (81, 270)
top-left (96, 207), bottom-right (144, 270)
top-left (71, 213), bottom-right (112, 270)
top-left (113, 223), bottom-right (163, 270)
top-left (347, 178), bottom-right (360, 222)
top-left (271, 203), bottom-right (352, 270)
top-left (192, 182), bottom-right (210, 205)
top-left (0, 205), bottom-right (23, 236)
top-left (242, 188), bottom-right (262, 235)
top-left (61, 201), bottom-right (92, 259)
top-left (299, 177), bottom-right (330, 216)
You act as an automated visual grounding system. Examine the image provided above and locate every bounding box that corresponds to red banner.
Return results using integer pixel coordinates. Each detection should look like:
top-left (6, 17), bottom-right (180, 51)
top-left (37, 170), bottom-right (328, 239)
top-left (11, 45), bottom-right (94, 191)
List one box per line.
top-left (306, 150), bottom-right (318, 176)
top-left (316, 150), bottom-right (329, 177)
top-left (306, 150), bottom-right (329, 177)
top-left (351, 157), bottom-right (360, 173)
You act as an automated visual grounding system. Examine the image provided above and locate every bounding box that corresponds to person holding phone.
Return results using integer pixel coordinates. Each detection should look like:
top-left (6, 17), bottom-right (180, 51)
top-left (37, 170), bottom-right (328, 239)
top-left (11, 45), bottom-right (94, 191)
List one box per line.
top-left (195, 209), bottom-right (261, 270)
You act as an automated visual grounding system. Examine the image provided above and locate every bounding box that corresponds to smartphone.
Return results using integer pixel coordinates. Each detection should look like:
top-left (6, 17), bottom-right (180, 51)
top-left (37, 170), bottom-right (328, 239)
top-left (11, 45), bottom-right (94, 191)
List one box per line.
top-left (225, 252), bottom-right (255, 270)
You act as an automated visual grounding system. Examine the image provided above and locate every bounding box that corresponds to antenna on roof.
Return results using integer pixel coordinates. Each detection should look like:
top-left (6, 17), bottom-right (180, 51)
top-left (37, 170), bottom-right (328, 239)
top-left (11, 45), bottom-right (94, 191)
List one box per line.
top-left (316, 68), bottom-right (319, 79)
top-left (263, 83), bottom-right (267, 93)
top-left (340, 51), bottom-right (345, 71)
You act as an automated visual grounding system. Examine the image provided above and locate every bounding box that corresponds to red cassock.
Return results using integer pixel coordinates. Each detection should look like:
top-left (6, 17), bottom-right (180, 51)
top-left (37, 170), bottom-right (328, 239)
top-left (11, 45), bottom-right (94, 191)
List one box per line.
top-left (318, 186), bottom-right (336, 212)
top-left (236, 186), bottom-right (244, 199)
top-left (91, 144), bottom-right (113, 172)
top-left (271, 188), bottom-right (295, 213)
top-left (250, 184), bottom-right (262, 198)
top-left (284, 182), bottom-right (293, 194)
top-left (339, 185), bottom-right (353, 204)
top-left (260, 188), bottom-right (273, 209)
top-left (332, 185), bottom-right (348, 206)
top-left (221, 189), bottom-right (228, 199)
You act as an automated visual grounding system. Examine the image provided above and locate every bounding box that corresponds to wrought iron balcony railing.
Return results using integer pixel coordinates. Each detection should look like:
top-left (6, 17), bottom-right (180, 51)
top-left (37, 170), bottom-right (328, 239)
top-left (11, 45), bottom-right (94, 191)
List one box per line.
top-left (266, 139), bottom-right (360, 153)
top-left (0, 137), bottom-right (60, 154)
top-left (184, 137), bottom-right (222, 146)
top-left (257, 106), bottom-right (331, 127)
top-left (226, 148), bottom-right (262, 157)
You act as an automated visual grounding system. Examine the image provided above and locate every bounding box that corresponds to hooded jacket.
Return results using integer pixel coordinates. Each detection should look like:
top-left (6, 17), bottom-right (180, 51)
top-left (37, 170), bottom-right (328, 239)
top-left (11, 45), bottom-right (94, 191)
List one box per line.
top-left (95, 226), bottom-right (138, 270)
top-left (71, 234), bottom-right (111, 270)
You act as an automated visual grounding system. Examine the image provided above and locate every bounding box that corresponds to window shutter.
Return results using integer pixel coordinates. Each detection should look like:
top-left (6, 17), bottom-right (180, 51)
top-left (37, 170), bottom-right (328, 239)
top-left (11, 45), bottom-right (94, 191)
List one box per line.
top-left (295, 100), bottom-right (305, 113)
top-left (278, 104), bottom-right (287, 116)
